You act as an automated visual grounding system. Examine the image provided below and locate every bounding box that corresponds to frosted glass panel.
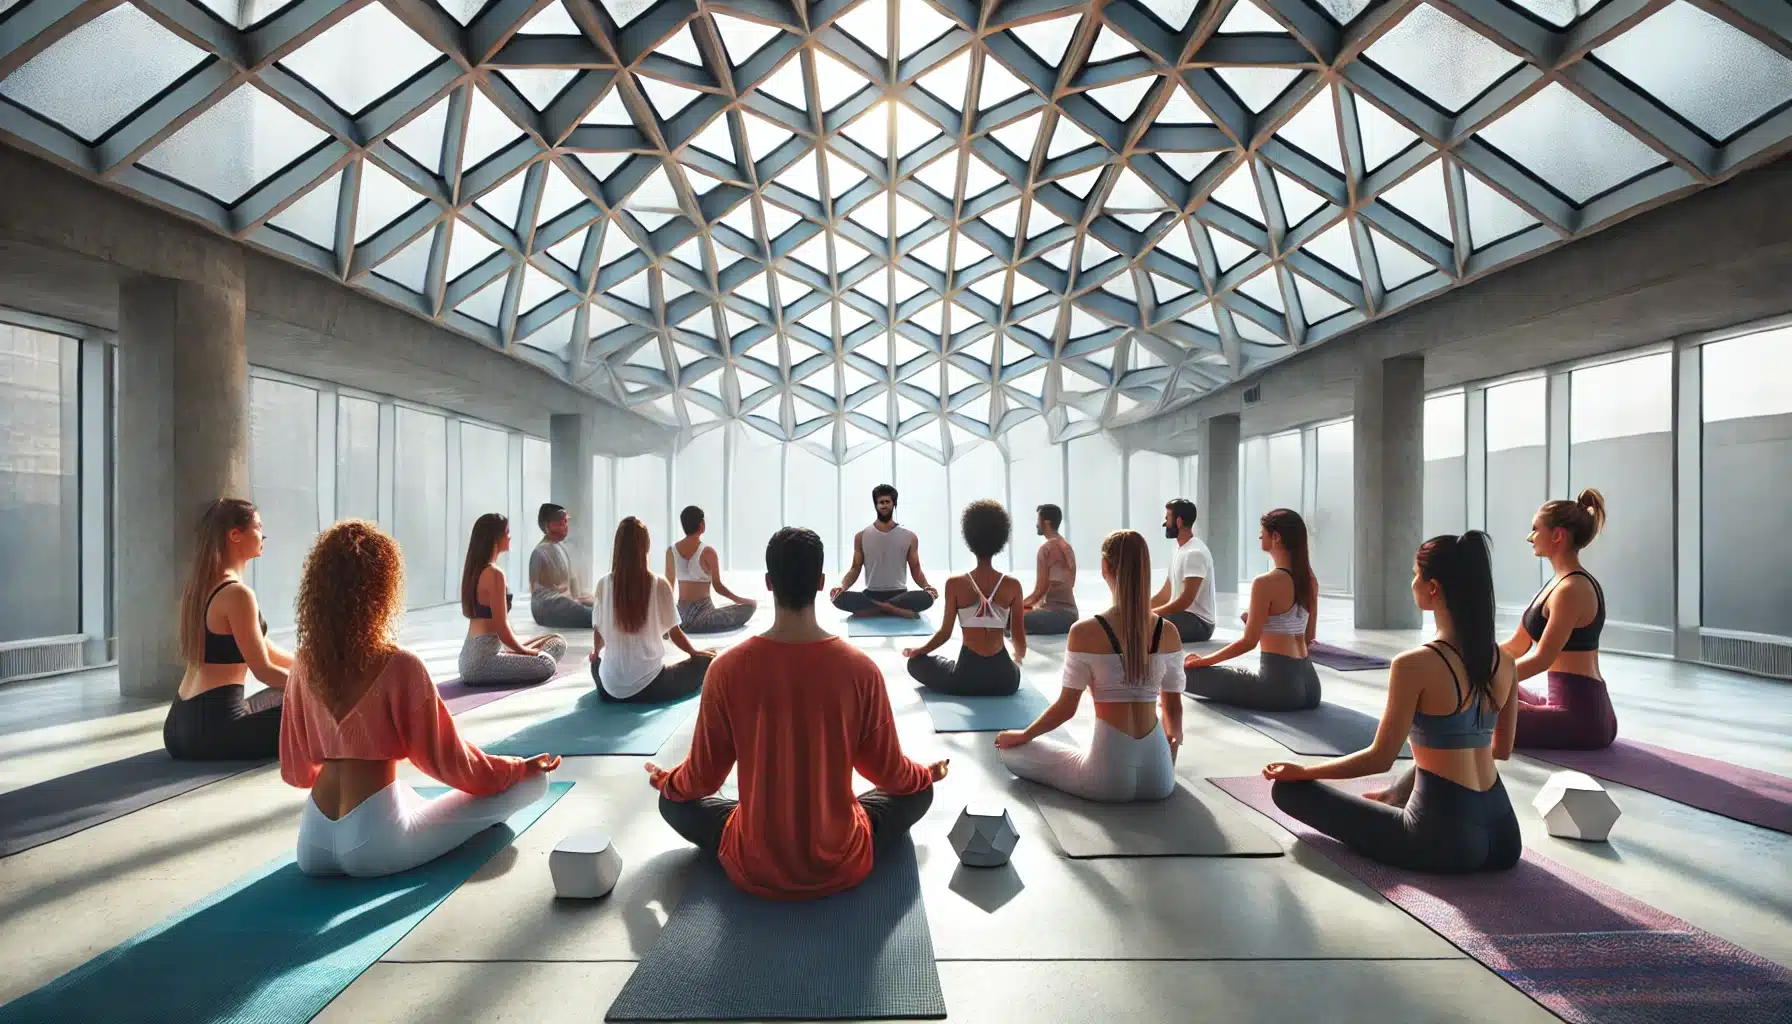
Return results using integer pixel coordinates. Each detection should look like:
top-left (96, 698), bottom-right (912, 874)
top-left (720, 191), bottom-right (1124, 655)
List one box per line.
top-left (1239, 435), bottom-right (1270, 579)
top-left (841, 442), bottom-right (895, 571)
top-left (1571, 353), bottom-right (1672, 629)
top-left (1571, 353), bottom-right (1671, 442)
top-left (948, 439), bottom-right (1008, 571)
top-left (1266, 431), bottom-right (1302, 509)
top-left (1424, 393), bottom-right (1467, 539)
top-left (1702, 329), bottom-right (1792, 638)
top-left (730, 427), bottom-right (783, 572)
top-left (522, 436), bottom-right (552, 578)
top-left (1006, 418), bottom-right (1065, 571)
top-left (249, 377), bottom-right (319, 627)
top-left (1066, 432), bottom-right (1123, 574)
top-left (0, 327), bottom-right (79, 642)
top-left (785, 445), bottom-right (840, 573)
top-left (592, 456), bottom-right (615, 576)
top-left (616, 453), bottom-right (670, 551)
top-left (1313, 421), bottom-right (1353, 595)
top-left (1485, 379), bottom-right (1548, 610)
top-left (895, 443), bottom-right (951, 572)
top-left (674, 429), bottom-right (728, 560)
top-left (335, 396), bottom-right (380, 524)
top-left (394, 407), bottom-right (449, 607)
top-left (1127, 450), bottom-right (1180, 531)
top-left (458, 421), bottom-right (510, 584)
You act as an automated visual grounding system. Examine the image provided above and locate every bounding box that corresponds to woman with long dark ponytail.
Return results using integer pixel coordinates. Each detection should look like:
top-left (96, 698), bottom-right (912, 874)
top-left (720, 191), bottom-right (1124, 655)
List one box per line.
top-left (1263, 532), bottom-right (1521, 874)
top-left (458, 512), bottom-right (566, 686)
top-left (1183, 508), bottom-right (1321, 711)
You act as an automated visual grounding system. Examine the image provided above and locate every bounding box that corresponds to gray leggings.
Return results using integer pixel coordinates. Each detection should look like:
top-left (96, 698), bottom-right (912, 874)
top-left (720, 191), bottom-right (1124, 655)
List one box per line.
top-left (594, 656), bottom-right (709, 703)
top-left (1164, 610), bottom-right (1214, 643)
top-left (530, 592), bottom-right (591, 629)
top-left (1186, 652), bottom-right (1320, 711)
top-left (1022, 608), bottom-right (1077, 635)
top-left (677, 597), bottom-right (756, 634)
top-left (1271, 769), bottom-right (1521, 873)
top-left (458, 633), bottom-right (565, 687)
top-left (907, 646), bottom-right (1020, 696)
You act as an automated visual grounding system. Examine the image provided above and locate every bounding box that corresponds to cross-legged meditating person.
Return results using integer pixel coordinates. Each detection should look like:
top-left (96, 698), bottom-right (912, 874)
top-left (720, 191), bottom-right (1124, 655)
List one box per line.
top-left (282, 520), bottom-right (560, 878)
top-left (995, 530), bottom-right (1185, 802)
top-left (1264, 531), bottom-right (1521, 874)
top-left (1151, 498), bottom-right (1216, 643)
top-left (904, 500), bottom-right (1028, 696)
top-left (1184, 509), bottom-right (1321, 711)
top-left (458, 513), bottom-right (566, 687)
top-left (165, 498), bottom-right (293, 760)
top-left (648, 527), bottom-right (950, 899)
top-left (593, 516), bottom-right (714, 703)
top-left (1503, 490), bottom-right (1617, 750)
top-left (529, 503), bottom-right (593, 629)
top-left (1022, 503), bottom-right (1078, 636)
top-left (666, 504), bottom-right (756, 634)
top-left (830, 483), bottom-right (937, 617)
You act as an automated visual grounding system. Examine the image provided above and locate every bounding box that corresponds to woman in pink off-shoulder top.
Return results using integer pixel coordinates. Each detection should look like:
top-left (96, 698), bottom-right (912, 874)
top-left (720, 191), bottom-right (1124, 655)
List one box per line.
top-left (280, 520), bottom-right (560, 878)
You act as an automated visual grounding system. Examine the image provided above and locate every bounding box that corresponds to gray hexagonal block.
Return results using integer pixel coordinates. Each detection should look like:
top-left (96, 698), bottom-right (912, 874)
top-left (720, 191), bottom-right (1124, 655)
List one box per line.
top-left (1532, 770), bottom-right (1621, 842)
top-left (949, 803), bottom-right (1018, 867)
top-left (551, 827), bottom-right (623, 898)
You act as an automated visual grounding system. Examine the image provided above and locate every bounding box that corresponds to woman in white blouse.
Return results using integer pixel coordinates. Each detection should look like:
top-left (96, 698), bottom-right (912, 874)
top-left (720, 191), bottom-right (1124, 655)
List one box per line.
top-left (591, 517), bottom-right (714, 703)
top-left (995, 530), bottom-right (1185, 802)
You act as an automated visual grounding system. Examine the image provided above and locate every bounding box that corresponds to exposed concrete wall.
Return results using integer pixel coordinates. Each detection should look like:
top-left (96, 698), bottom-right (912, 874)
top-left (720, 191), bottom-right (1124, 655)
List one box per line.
top-left (1194, 414), bottom-right (1240, 595)
top-left (1354, 355), bottom-right (1424, 630)
top-left (1121, 156), bottom-right (1792, 447)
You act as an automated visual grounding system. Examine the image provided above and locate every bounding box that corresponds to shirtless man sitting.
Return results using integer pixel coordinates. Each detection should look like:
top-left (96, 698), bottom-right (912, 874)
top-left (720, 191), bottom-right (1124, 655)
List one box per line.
top-left (829, 484), bottom-right (937, 618)
top-left (666, 505), bottom-right (757, 634)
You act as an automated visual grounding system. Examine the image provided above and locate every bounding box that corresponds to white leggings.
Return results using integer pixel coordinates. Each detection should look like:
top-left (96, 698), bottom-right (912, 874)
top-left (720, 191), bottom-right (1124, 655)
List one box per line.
top-left (296, 774), bottom-right (548, 878)
top-left (1000, 718), bottom-right (1177, 803)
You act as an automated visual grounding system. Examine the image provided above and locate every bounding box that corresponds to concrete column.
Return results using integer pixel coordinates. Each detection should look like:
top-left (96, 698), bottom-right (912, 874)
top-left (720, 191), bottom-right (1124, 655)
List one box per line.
top-left (1354, 354), bottom-right (1425, 629)
top-left (1195, 414), bottom-right (1241, 594)
top-left (117, 276), bottom-right (249, 698)
top-left (550, 412), bottom-right (598, 586)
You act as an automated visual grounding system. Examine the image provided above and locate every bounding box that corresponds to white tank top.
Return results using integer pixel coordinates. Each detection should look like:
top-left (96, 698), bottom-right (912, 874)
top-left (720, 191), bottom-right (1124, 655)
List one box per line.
top-left (859, 524), bottom-right (916, 591)
top-left (958, 573), bottom-right (1010, 629)
top-left (669, 543), bottom-right (712, 583)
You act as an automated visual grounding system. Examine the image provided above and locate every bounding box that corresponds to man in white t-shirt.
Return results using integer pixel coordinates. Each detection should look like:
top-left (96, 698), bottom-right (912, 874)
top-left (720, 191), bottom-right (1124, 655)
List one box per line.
top-left (1151, 498), bottom-right (1215, 642)
top-left (530, 504), bottom-right (594, 628)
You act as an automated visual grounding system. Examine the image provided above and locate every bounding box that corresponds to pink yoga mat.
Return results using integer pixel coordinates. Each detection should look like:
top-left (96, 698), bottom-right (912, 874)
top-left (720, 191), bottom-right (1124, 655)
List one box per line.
top-left (1212, 775), bottom-right (1792, 1024)
top-left (1526, 740), bottom-right (1792, 835)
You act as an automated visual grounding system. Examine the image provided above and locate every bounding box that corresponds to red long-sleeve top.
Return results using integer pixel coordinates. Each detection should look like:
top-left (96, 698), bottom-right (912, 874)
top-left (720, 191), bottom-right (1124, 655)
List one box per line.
top-left (280, 648), bottom-right (526, 795)
top-left (661, 636), bottom-right (933, 899)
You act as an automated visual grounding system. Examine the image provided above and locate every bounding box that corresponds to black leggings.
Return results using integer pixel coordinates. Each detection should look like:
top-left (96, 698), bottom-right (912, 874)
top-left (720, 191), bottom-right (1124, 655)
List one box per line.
top-left (1163, 610), bottom-right (1214, 643)
top-left (594, 657), bottom-right (708, 703)
top-left (163, 685), bottom-right (283, 761)
top-left (1271, 768), bottom-right (1521, 873)
top-left (833, 589), bottom-right (934, 615)
top-left (660, 787), bottom-right (934, 861)
top-left (907, 646), bottom-right (1020, 696)
top-left (1187, 652), bottom-right (1321, 710)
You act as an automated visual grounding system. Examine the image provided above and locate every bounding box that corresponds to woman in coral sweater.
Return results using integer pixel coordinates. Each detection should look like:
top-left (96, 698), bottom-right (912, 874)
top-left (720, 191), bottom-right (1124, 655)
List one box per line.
top-left (281, 520), bottom-right (559, 877)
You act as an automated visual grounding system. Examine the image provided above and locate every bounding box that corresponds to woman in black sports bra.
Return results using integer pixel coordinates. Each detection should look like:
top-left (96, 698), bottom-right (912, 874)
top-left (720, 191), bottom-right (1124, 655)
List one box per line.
top-left (1501, 489), bottom-right (1617, 750)
top-left (164, 499), bottom-right (293, 760)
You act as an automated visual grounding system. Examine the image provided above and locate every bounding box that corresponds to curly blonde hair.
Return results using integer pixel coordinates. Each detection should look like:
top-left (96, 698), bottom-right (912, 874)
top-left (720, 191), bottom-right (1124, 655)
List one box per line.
top-left (297, 519), bottom-right (404, 702)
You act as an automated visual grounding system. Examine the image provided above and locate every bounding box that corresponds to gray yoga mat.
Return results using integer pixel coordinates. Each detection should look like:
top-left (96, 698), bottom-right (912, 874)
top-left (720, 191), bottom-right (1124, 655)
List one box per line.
top-left (1028, 780), bottom-right (1284, 858)
top-left (1308, 642), bottom-right (1392, 672)
top-left (1198, 700), bottom-right (1412, 759)
top-left (606, 840), bottom-right (946, 1021)
top-left (0, 751), bottom-right (266, 858)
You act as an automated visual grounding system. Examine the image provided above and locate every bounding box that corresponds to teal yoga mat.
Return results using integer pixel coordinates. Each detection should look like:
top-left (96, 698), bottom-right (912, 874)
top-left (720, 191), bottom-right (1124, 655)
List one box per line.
top-left (486, 689), bottom-right (698, 756)
top-left (846, 614), bottom-right (936, 638)
top-left (0, 782), bottom-right (571, 1024)
top-left (918, 683), bottom-right (1050, 732)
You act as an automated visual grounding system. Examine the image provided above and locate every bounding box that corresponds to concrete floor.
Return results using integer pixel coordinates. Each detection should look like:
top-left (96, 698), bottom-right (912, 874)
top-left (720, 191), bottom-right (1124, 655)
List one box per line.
top-left (1, 577), bottom-right (1787, 1022)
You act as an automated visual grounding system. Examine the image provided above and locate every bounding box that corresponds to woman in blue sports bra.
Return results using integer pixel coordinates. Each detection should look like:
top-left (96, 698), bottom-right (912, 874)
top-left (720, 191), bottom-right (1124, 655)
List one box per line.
top-left (164, 499), bottom-right (293, 760)
top-left (1262, 531), bottom-right (1521, 873)
top-left (905, 500), bottom-right (1027, 696)
top-left (1503, 489), bottom-right (1616, 750)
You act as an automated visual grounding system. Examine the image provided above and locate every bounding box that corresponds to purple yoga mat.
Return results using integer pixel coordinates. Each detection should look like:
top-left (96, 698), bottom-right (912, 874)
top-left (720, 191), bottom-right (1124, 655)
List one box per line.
top-left (1307, 641), bottom-right (1391, 672)
top-left (437, 678), bottom-right (539, 714)
top-left (1526, 740), bottom-right (1792, 835)
top-left (1212, 775), bottom-right (1792, 1023)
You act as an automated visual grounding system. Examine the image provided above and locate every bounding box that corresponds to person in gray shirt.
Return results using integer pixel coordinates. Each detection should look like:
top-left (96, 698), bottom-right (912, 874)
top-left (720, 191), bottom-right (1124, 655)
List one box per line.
top-left (830, 484), bottom-right (937, 617)
top-left (530, 503), bottom-right (594, 629)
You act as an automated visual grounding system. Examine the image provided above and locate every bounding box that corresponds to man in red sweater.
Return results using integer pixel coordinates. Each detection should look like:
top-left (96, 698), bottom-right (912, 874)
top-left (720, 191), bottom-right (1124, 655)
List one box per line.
top-left (647, 526), bottom-right (948, 899)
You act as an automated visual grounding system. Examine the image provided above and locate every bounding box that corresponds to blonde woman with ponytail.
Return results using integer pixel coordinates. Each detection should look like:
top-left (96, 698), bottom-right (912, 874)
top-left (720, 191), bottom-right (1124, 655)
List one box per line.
top-left (163, 498), bottom-right (293, 760)
top-left (1502, 488), bottom-right (1616, 750)
top-left (995, 530), bottom-right (1185, 803)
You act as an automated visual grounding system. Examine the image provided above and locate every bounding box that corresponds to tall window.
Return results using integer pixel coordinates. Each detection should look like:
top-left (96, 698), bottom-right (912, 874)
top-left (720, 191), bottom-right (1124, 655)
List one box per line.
top-left (1312, 421), bottom-right (1353, 594)
top-left (335, 395), bottom-right (380, 523)
top-left (1571, 353), bottom-right (1673, 630)
top-left (1423, 391), bottom-right (1466, 538)
top-left (1484, 377), bottom-right (1548, 611)
top-left (1701, 326), bottom-right (1792, 639)
top-left (393, 408), bottom-right (448, 607)
top-left (0, 326), bottom-right (79, 642)
top-left (248, 377), bottom-right (319, 626)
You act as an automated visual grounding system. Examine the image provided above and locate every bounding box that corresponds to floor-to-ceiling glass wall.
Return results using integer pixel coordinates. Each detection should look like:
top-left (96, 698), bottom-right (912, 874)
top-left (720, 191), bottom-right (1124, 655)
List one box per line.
top-left (729, 424), bottom-right (784, 572)
top-left (248, 376), bottom-right (320, 626)
top-left (1312, 420), bottom-right (1353, 595)
top-left (1127, 448), bottom-right (1181, 577)
top-left (1483, 376), bottom-right (1548, 614)
top-left (948, 436), bottom-right (1008, 571)
top-left (673, 427), bottom-right (728, 568)
top-left (615, 453), bottom-right (670, 557)
top-left (1066, 431), bottom-right (1123, 572)
top-left (1005, 417), bottom-right (1065, 575)
top-left (894, 442), bottom-right (951, 571)
top-left (785, 442), bottom-right (840, 574)
top-left (0, 324), bottom-right (79, 643)
top-left (335, 395), bottom-right (381, 524)
top-left (1423, 390), bottom-right (1467, 539)
top-left (393, 407), bottom-right (450, 608)
top-left (1700, 325), bottom-right (1792, 640)
top-left (458, 420), bottom-right (511, 590)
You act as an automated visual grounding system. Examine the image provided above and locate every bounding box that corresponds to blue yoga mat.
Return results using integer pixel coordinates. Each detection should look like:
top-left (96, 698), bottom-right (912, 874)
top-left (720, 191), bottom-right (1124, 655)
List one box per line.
top-left (486, 689), bottom-right (698, 756)
top-left (846, 614), bottom-right (936, 638)
top-left (606, 839), bottom-right (945, 1021)
top-left (918, 683), bottom-right (1051, 733)
top-left (0, 782), bottom-right (571, 1024)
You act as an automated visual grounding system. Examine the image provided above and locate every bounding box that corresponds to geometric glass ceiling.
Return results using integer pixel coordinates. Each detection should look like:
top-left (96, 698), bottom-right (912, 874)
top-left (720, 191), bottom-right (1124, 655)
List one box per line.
top-left (1, 0), bottom-right (1788, 464)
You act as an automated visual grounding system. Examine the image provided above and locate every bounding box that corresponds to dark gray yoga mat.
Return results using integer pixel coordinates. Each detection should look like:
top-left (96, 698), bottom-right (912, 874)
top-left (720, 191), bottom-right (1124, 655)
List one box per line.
top-left (1198, 700), bottom-right (1412, 759)
top-left (0, 751), bottom-right (266, 858)
top-left (606, 840), bottom-right (946, 1021)
top-left (1028, 780), bottom-right (1284, 858)
top-left (1308, 642), bottom-right (1392, 672)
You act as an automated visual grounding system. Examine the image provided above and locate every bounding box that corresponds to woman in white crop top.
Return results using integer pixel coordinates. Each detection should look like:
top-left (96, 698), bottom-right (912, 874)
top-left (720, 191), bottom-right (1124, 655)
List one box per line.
top-left (904, 500), bottom-right (1027, 697)
top-left (1184, 508), bottom-right (1321, 711)
top-left (995, 529), bottom-right (1186, 803)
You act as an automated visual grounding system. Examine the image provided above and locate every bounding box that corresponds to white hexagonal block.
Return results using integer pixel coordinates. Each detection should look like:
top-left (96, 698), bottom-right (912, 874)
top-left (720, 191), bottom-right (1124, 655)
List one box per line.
top-left (551, 828), bottom-right (623, 898)
top-left (1532, 770), bottom-right (1621, 842)
top-left (948, 803), bottom-right (1019, 867)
